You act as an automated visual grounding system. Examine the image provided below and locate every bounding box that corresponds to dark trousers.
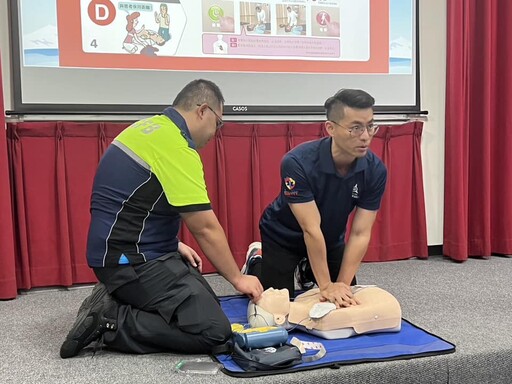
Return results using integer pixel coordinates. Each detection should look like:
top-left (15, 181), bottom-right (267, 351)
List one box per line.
top-left (93, 252), bottom-right (231, 354)
top-left (257, 235), bottom-right (356, 297)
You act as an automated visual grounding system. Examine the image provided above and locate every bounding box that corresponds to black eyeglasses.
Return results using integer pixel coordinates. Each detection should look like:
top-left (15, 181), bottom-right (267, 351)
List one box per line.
top-left (329, 120), bottom-right (379, 137)
top-left (197, 104), bottom-right (224, 130)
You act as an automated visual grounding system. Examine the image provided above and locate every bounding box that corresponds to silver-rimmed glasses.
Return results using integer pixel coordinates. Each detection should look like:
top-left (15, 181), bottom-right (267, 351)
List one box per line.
top-left (329, 120), bottom-right (379, 137)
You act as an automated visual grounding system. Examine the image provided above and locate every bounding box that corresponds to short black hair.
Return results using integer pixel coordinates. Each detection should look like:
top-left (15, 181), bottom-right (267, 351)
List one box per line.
top-left (172, 79), bottom-right (225, 111)
top-left (324, 89), bottom-right (375, 122)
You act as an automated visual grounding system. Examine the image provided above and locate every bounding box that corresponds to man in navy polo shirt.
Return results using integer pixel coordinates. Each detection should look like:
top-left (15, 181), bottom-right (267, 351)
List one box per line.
top-left (246, 89), bottom-right (386, 308)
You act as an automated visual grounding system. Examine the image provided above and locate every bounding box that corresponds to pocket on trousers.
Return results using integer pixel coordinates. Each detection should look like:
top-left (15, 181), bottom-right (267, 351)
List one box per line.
top-left (158, 252), bottom-right (190, 284)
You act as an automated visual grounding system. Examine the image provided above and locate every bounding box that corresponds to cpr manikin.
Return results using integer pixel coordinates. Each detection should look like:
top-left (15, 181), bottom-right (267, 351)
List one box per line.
top-left (247, 286), bottom-right (402, 339)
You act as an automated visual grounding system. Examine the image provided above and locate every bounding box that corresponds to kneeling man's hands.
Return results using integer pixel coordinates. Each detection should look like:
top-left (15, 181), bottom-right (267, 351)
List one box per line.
top-left (234, 275), bottom-right (263, 301)
top-left (320, 282), bottom-right (360, 308)
top-left (178, 241), bottom-right (203, 273)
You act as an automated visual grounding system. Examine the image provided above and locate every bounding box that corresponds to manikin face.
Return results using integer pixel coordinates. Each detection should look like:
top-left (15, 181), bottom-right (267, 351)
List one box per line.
top-left (326, 106), bottom-right (375, 160)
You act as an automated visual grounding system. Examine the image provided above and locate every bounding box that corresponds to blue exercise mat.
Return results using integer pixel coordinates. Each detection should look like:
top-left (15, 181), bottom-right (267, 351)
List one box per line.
top-left (213, 295), bottom-right (456, 377)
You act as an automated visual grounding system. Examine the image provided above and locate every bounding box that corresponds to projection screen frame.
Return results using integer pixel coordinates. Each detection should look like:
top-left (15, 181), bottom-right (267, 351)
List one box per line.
top-left (7, 0), bottom-right (422, 117)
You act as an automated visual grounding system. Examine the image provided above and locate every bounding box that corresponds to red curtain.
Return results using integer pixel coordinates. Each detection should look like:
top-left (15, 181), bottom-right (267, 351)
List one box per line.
top-left (444, 0), bottom-right (512, 260)
top-left (6, 122), bottom-right (129, 292)
top-left (3, 120), bottom-right (427, 299)
top-left (0, 51), bottom-right (17, 299)
top-left (365, 122), bottom-right (428, 262)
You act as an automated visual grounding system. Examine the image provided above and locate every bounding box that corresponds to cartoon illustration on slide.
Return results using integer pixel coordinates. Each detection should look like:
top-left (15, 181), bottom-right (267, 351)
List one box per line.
top-left (276, 5), bottom-right (306, 36)
top-left (122, 12), bottom-right (165, 56)
top-left (122, 12), bottom-right (147, 54)
top-left (139, 30), bottom-right (167, 56)
top-left (311, 7), bottom-right (340, 37)
top-left (154, 3), bottom-right (171, 42)
top-left (240, 2), bottom-right (271, 34)
top-left (78, 1), bottom-right (186, 58)
top-left (212, 34), bottom-right (228, 54)
top-left (201, 0), bottom-right (235, 33)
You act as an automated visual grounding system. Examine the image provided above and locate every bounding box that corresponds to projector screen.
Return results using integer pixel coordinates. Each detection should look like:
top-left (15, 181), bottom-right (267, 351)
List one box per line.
top-left (9, 0), bottom-right (419, 115)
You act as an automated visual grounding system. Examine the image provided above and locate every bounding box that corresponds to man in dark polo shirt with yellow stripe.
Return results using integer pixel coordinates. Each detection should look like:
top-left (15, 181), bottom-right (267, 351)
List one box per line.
top-left (60, 79), bottom-right (263, 358)
top-left (246, 89), bottom-right (387, 308)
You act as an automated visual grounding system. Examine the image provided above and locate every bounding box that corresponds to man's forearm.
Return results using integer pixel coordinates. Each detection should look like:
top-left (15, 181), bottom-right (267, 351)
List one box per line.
top-left (303, 230), bottom-right (331, 289)
top-left (337, 233), bottom-right (371, 285)
top-left (181, 210), bottom-right (244, 286)
top-left (192, 226), bottom-right (242, 286)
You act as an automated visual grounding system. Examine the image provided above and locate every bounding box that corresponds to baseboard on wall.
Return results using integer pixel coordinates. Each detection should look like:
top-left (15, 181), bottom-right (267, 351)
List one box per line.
top-left (428, 245), bottom-right (443, 256)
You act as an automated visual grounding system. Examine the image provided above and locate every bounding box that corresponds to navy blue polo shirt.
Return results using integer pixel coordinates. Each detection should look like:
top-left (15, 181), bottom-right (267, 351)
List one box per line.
top-left (259, 137), bottom-right (387, 252)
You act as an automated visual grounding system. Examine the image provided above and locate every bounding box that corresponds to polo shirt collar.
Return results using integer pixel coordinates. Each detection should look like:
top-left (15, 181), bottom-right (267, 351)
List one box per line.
top-left (319, 137), bottom-right (369, 176)
top-left (162, 107), bottom-right (196, 149)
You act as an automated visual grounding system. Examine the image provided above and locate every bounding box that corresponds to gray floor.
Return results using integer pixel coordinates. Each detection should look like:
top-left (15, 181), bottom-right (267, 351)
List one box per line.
top-left (1, 256), bottom-right (511, 384)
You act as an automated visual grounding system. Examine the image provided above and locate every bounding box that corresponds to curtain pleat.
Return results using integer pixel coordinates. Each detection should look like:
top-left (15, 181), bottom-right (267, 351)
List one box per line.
top-left (55, 122), bottom-right (74, 286)
top-left (212, 127), bottom-right (229, 238)
top-left (0, 50), bottom-right (17, 299)
top-left (8, 124), bottom-right (30, 290)
top-left (412, 124), bottom-right (428, 255)
top-left (250, 125), bottom-right (261, 241)
top-left (2, 120), bottom-right (427, 298)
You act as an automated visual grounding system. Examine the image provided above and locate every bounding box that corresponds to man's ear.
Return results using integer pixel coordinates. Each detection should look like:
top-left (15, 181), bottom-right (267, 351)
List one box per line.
top-left (196, 104), bottom-right (206, 120)
top-left (324, 121), bottom-right (335, 137)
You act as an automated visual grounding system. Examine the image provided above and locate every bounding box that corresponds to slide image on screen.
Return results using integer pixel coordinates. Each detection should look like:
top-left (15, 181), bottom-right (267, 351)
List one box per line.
top-left (275, 4), bottom-right (306, 36)
top-left (13, 0), bottom-right (416, 112)
top-left (22, 0), bottom-right (383, 71)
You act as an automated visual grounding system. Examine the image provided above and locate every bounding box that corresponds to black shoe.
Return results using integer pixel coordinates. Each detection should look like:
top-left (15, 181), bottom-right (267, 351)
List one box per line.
top-left (60, 283), bottom-right (117, 359)
top-left (75, 283), bottom-right (100, 317)
top-left (295, 257), bottom-right (316, 291)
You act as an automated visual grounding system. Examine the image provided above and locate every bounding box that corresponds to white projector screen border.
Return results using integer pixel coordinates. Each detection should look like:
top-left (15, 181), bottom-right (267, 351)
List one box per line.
top-left (8, 0), bottom-right (421, 116)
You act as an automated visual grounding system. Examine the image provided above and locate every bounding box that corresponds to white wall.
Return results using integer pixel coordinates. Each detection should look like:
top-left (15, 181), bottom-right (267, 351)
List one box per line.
top-left (1, 1), bottom-right (12, 110)
top-left (419, 0), bottom-right (446, 245)
top-left (0, 0), bottom-right (446, 245)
